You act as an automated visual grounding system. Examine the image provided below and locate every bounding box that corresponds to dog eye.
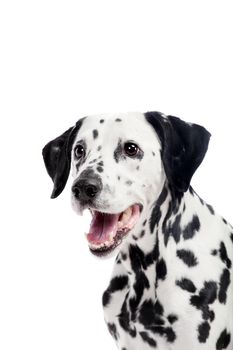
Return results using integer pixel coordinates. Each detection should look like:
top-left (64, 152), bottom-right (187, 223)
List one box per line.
top-left (124, 142), bottom-right (139, 157)
top-left (74, 144), bottom-right (85, 159)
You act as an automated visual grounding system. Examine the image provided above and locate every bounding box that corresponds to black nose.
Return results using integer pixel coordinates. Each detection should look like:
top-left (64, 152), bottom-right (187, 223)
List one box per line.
top-left (72, 178), bottom-right (102, 201)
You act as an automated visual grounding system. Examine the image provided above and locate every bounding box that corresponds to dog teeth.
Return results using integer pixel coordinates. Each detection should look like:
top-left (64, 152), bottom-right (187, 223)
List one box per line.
top-left (118, 206), bottom-right (132, 227)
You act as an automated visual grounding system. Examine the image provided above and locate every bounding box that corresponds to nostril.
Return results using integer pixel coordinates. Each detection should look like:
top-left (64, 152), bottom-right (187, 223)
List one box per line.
top-left (85, 185), bottom-right (98, 198)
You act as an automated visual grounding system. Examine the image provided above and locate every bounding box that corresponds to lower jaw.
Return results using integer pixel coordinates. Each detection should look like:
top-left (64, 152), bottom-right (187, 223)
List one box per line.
top-left (87, 204), bottom-right (142, 257)
top-left (89, 229), bottom-right (129, 257)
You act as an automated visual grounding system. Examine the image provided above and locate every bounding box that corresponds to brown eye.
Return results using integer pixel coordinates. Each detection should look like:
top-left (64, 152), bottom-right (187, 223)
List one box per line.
top-left (74, 144), bottom-right (85, 159)
top-left (124, 142), bottom-right (139, 157)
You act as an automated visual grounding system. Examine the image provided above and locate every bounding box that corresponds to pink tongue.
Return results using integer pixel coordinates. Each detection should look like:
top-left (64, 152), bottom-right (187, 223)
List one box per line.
top-left (87, 212), bottom-right (120, 244)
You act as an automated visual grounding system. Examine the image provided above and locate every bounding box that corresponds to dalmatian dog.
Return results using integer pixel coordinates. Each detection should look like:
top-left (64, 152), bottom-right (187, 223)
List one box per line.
top-left (42, 112), bottom-right (233, 350)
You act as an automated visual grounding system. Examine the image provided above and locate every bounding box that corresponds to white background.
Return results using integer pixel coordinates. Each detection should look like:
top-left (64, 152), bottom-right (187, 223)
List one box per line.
top-left (0, 1), bottom-right (233, 349)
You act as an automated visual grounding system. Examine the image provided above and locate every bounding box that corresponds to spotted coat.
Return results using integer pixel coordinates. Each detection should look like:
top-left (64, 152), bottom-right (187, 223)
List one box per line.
top-left (42, 112), bottom-right (233, 350)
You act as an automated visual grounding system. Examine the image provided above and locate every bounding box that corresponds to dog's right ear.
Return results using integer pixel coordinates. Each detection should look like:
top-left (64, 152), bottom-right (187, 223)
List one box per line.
top-left (42, 118), bottom-right (85, 199)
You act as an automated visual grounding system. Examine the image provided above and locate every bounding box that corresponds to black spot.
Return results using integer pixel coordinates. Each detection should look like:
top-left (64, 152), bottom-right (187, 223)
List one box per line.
top-left (183, 215), bottom-right (201, 240)
top-left (93, 129), bottom-right (98, 139)
top-left (190, 281), bottom-right (218, 321)
top-left (216, 329), bottom-right (231, 349)
top-left (218, 269), bottom-right (230, 304)
top-left (118, 293), bottom-right (137, 338)
top-left (139, 331), bottom-right (157, 347)
top-left (97, 145), bottom-right (101, 151)
top-left (115, 118), bottom-right (122, 122)
top-left (168, 314), bottom-right (178, 324)
top-left (176, 278), bottom-right (197, 293)
top-left (198, 321), bottom-right (210, 343)
top-left (212, 249), bottom-right (218, 256)
top-left (219, 242), bottom-right (232, 269)
top-left (152, 151), bottom-right (155, 156)
top-left (139, 299), bottom-right (165, 328)
top-left (198, 281), bottom-right (217, 305)
top-left (150, 187), bottom-right (168, 233)
top-left (189, 187), bottom-right (195, 195)
top-left (176, 249), bottom-right (198, 267)
top-left (109, 275), bottom-right (128, 292)
top-left (183, 203), bottom-right (186, 212)
top-left (171, 214), bottom-right (182, 243)
top-left (126, 180), bottom-right (133, 186)
top-left (107, 323), bottom-right (118, 340)
top-left (89, 158), bottom-right (97, 164)
top-left (222, 218), bottom-right (227, 225)
top-left (121, 252), bottom-right (127, 260)
top-left (199, 197), bottom-right (205, 205)
top-left (117, 176), bottom-right (120, 180)
top-left (136, 165), bottom-right (140, 170)
top-left (147, 325), bottom-right (176, 343)
top-left (132, 235), bottom-right (138, 240)
top-left (209, 310), bottom-right (215, 322)
top-left (143, 220), bottom-right (147, 226)
top-left (98, 161), bottom-right (104, 166)
top-left (206, 204), bottom-right (215, 215)
top-left (96, 166), bottom-right (103, 173)
top-left (102, 275), bottom-right (128, 307)
top-left (102, 290), bottom-right (111, 307)
top-left (140, 230), bottom-right (145, 238)
top-left (99, 119), bottom-right (104, 123)
top-left (154, 299), bottom-right (164, 316)
top-left (114, 139), bottom-right (123, 163)
top-left (230, 233), bottom-right (233, 243)
top-left (156, 258), bottom-right (167, 280)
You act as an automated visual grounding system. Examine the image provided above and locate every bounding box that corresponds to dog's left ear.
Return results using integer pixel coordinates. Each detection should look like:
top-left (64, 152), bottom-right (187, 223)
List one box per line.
top-left (145, 112), bottom-right (211, 192)
top-left (42, 118), bottom-right (84, 198)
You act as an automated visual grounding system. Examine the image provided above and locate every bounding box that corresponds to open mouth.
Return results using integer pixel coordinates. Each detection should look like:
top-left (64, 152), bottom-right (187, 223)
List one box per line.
top-left (86, 204), bottom-right (141, 257)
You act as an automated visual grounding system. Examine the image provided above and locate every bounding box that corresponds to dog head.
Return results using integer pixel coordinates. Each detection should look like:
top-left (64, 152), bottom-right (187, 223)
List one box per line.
top-left (43, 112), bottom-right (210, 256)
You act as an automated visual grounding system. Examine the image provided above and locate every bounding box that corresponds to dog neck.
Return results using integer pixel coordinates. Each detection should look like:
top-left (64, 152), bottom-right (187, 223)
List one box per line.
top-left (119, 184), bottom-right (203, 301)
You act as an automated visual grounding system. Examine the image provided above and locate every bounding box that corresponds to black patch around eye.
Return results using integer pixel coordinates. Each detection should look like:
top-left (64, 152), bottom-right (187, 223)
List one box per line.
top-left (176, 278), bottom-right (197, 293)
top-left (198, 321), bottom-right (210, 343)
top-left (93, 129), bottom-right (98, 139)
top-left (216, 328), bottom-right (231, 350)
top-left (176, 249), bottom-right (198, 267)
top-left (218, 268), bottom-right (230, 304)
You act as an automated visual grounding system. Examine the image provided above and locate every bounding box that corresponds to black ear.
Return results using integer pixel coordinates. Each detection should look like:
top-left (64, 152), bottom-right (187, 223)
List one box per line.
top-left (145, 112), bottom-right (211, 192)
top-left (42, 118), bottom-right (85, 198)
